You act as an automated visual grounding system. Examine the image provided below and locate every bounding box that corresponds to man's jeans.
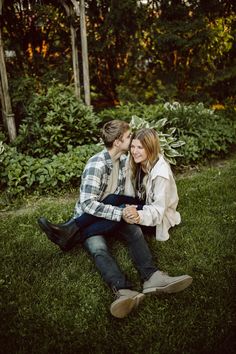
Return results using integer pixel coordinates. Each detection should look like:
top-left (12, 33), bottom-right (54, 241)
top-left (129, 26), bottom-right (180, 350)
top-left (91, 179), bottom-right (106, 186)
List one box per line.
top-left (83, 223), bottom-right (158, 290)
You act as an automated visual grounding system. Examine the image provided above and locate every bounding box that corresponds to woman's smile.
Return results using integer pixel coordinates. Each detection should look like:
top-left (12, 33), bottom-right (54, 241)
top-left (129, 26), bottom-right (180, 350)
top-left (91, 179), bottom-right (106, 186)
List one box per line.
top-left (130, 139), bottom-right (148, 164)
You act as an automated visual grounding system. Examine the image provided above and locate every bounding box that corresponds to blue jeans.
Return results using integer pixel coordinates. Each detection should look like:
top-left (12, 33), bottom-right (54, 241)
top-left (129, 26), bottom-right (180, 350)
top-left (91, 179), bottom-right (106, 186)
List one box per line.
top-left (73, 194), bottom-right (144, 243)
top-left (83, 223), bottom-right (158, 290)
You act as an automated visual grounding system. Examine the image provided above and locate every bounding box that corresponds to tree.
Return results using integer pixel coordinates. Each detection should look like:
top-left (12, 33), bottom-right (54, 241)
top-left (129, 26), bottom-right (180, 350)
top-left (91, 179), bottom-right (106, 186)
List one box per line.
top-left (117, 0), bottom-right (236, 103)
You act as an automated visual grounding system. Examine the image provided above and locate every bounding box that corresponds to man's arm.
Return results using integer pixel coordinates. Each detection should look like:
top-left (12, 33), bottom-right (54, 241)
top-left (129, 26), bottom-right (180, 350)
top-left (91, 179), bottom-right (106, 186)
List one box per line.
top-left (79, 160), bottom-right (123, 222)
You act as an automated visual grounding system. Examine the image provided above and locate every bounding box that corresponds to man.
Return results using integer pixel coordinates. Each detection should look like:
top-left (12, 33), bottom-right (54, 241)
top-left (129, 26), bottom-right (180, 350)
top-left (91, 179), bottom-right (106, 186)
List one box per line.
top-left (38, 120), bottom-right (192, 318)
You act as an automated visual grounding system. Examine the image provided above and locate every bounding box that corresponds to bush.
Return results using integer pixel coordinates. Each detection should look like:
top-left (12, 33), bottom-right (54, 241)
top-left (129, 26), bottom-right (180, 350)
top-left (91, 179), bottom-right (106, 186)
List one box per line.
top-left (13, 84), bottom-right (101, 157)
top-left (0, 143), bottom-right (101, 197)
top-left (1, 102), bottom-right (235, 198)
top-left (98, 102), bottom-right (236, 164)
top-left (97, 102), bottom-right (167, 124)
top-left (164, 102), bottom-right (236, 164)
top-left (9, 76), bottom-right (39, 128)
top-left (0, 113), bottom-right (185, 196)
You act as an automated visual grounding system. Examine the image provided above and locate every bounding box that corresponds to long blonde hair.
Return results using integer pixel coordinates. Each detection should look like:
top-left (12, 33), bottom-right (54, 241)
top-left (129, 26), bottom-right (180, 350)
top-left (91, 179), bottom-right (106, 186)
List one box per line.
top-left (130, 128), bottom-right (161, 178)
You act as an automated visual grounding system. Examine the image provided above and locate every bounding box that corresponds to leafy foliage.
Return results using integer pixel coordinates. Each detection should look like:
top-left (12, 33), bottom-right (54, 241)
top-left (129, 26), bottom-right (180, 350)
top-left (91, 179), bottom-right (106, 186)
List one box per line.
top-left (117, 2), bottom-right (236, 104)
top-left (2, 0), bottom-right (235, 135)
top-left (98, 101), bottom-right (236, 164)
top-left (164, 102), bottom-right (236, 163)
top-left (9, 76), bottom-right (39, 127)
top-left (0, 143), bottom-right (101, 196)
top-left (13, 84), bottom-right (101, 157)
top-left (1, 101), bottom-right (235, 197)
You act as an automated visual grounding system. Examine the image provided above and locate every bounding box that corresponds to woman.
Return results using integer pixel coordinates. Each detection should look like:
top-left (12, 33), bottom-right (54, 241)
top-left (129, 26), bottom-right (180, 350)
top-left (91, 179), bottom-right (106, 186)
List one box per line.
top-left (38, 128), bottom-right (180, 249)
top-left (123, 128), bottom-right (181, 241)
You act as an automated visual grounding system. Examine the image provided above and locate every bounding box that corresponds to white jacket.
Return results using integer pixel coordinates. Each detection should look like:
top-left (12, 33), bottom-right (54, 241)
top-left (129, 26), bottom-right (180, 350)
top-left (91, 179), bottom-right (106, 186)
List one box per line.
top-left (125, 154), bottom-right (181, 241)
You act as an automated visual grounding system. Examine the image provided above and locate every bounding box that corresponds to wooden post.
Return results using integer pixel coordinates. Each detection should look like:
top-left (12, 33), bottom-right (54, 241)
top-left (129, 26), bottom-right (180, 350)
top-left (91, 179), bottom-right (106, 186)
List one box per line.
top-left (59, 0), bottom-right (81, 99)
top-left (79, 0), bottom-right (90, 105)
top-left (0, 0), bottom-right (16, 141)
top-left (71, 21), bottom-right (81, 99)
top-left (71, 0), bottom-right (90, 106)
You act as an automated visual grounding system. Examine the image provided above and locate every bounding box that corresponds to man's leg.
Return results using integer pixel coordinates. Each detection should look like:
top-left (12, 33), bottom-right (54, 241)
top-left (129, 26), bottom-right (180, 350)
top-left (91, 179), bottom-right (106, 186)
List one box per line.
top-left (38, 194), bottom-right (141, 251)
top-left (83, 235), bottom-right (145, 318)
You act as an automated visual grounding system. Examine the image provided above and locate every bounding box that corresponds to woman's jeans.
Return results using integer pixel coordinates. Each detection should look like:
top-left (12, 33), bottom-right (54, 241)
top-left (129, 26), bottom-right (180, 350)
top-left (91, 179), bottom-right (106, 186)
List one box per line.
top-left (83, 223), bottom-right (158, 290)
top-left (74, 194), bottom-right (144, 242)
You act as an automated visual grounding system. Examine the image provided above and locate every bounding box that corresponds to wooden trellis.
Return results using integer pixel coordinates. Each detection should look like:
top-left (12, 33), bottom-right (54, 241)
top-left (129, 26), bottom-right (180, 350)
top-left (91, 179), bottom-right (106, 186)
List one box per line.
top-left (0, 0), bottom-right (90, 142)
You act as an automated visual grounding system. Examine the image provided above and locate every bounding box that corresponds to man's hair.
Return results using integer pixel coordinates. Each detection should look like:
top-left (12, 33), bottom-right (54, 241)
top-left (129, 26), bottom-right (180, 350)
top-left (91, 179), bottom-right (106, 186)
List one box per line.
top-left (130, 128), bottom-right (161, 177)
top-left (102, 120), bottom-right (130, 148)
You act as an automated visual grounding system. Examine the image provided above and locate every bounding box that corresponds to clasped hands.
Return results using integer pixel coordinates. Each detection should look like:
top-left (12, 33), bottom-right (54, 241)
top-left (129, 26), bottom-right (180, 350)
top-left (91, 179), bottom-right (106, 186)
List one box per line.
top-left (122, 205), bottom-right (140, 224)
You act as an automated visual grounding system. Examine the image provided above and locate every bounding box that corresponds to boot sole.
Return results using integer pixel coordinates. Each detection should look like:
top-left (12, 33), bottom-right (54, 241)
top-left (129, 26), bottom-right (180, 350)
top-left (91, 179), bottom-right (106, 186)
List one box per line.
top-left (143, 276), bottom-right (193, 294)
top-left (38, 219), bottom-right (68, 251)
top-left (110, 293), bottom-right (145, 318)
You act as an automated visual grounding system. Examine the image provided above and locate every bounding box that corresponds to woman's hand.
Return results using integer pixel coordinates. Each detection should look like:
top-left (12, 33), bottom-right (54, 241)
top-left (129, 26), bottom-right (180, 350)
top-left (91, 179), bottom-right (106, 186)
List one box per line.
top-left (122, 206), bottom-right (140, 224)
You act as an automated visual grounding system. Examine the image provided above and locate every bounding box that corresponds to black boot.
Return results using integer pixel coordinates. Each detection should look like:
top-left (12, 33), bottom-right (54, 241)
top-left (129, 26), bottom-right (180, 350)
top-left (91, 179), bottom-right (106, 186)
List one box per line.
top-left (38, 217), bottom-right (81, 251)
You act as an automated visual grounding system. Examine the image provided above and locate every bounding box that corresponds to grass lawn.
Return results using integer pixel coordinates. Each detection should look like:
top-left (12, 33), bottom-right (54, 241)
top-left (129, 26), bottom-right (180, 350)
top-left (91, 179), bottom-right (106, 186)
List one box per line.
top-left (0, 154), bottom-right (236, 354)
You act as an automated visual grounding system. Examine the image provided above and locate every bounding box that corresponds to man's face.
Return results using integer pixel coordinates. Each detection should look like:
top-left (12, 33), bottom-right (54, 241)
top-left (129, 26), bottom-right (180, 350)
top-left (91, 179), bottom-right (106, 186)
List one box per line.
top-left (118, 129), bottom-right (132, 152)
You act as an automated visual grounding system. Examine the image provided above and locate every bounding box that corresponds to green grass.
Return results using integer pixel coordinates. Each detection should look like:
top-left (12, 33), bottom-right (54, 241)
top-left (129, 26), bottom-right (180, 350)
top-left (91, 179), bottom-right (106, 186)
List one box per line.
top-left (0, 155), bottom-right (236, 354)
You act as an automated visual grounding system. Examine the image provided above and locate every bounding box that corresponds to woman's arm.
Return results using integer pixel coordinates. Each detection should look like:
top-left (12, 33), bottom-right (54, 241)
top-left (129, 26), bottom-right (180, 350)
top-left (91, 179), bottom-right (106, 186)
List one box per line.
top-left (123, 177), bottom-right (169, 226)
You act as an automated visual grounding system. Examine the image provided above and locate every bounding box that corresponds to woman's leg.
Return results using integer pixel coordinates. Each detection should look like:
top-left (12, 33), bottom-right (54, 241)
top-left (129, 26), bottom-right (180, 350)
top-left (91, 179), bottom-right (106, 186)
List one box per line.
top-left (74, 194), bottom-right (142, 229)
top-left (117, 223), bottom-right (158, 281)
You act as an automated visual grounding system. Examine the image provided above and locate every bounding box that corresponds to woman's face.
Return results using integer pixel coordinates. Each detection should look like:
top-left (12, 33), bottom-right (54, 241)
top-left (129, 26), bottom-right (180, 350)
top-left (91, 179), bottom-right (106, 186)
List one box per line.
top-left (130, 138), bottom-right (148, 165)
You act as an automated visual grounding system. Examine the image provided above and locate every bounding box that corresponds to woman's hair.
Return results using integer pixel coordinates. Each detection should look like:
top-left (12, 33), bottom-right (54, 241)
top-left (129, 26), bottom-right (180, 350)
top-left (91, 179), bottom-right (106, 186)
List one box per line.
top-left (130, 128), bottom-right (161, 178)
top-left (102, 120), bottom-right (130, 148)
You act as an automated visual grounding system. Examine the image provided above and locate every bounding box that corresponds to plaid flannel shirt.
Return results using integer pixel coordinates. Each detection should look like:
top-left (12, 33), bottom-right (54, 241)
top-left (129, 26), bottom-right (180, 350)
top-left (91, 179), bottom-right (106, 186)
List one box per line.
top-left (74, 149), bottom-right (127, 221)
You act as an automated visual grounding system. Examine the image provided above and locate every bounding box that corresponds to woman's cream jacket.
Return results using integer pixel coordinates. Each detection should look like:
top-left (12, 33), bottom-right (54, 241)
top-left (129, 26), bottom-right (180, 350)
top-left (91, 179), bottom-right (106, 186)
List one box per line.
top-left (125, 154), bottom-right (181, 241)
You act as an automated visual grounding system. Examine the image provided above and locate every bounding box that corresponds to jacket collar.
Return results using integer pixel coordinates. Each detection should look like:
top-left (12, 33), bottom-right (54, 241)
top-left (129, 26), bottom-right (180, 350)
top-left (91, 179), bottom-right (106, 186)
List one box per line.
top-left (149, 154), bottom-right (169, 180)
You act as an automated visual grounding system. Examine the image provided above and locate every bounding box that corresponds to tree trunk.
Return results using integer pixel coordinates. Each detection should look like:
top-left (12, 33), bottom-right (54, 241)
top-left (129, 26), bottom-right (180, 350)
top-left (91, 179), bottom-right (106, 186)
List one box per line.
top-left (0, 0), bottom-right (16, 141)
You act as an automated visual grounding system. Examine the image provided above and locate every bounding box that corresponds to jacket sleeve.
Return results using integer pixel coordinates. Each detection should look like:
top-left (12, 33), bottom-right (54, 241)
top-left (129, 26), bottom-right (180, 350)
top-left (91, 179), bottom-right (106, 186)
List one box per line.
top-left (138, 176), bottom-right (168, 226)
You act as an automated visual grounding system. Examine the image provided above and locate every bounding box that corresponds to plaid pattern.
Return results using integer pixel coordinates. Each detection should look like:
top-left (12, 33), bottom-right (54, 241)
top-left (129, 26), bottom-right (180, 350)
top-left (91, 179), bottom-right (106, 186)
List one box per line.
top-left (74, 149), bottom-right (127, 221)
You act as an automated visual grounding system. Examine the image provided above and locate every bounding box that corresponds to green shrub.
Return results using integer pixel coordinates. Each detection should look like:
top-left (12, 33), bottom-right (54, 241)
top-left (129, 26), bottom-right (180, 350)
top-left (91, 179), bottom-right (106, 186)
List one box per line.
top-left (13, 84), bottom-right (101, 157)
top-left (97, 102), bottom-right (167, 124)
top-left (164, 102), bottom-right (236, 163)
top-left (98, 102), bottom-right (236, 164)
top-left (9, 76), bottom-right (39, 124)
top-left (1, 102), bottom-right (235, 197)
top-left (0, 143), bottom-right (101, 196)
top-left (0, 113), bottom-right (184, 196)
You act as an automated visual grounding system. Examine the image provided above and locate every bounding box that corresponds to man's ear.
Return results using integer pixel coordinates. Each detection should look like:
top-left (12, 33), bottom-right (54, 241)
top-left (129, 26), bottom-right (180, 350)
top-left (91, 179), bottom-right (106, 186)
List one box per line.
top-left (113, 139), bottom-right (120, 148)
